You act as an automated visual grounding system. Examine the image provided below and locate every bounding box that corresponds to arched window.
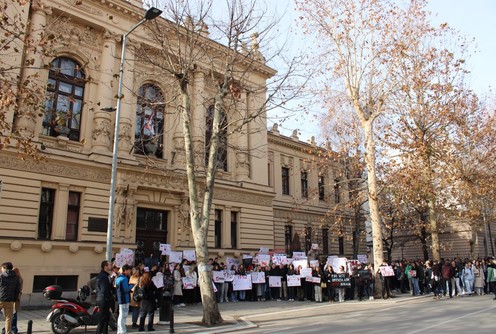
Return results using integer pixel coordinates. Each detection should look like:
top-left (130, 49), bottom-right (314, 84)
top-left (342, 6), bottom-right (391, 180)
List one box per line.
top-left (134, 84), bottom-right (164, 158)
top-left (205, 105), bottom-right (228, 171)
top-left (43, 57), bottom-right (85, 141)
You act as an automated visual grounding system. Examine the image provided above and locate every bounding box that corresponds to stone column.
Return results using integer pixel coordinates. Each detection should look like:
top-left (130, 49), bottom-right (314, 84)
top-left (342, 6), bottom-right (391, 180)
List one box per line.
top-left (53, 184), bottom-right (69, 240)
top-left (12, 1), bottom-right (50, 138)
top-left (91, 30), bottom-right (118, 153)
top-left (234, 92), bottom-right (250, 181)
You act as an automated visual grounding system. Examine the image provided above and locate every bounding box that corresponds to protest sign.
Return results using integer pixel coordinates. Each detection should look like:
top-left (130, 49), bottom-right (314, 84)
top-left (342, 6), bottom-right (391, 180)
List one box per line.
top-left (311, 243), bottom-right (319, 250)
top-left (182, 277), bottom-right (196, 289)
top-left (309, 260), bottom-right (319, 268)
top-left (152, 273), bottom-right (164, 288)
top-left (259, 247), bottom-right (269, 254)
top-left (159, 243), bottom-right (171, 256)
top-left (251, 272), bottom-right (266, 284)
top-left (327, 255), bottom-right (338, 266)
top-left (226, 258), bottom-right (239, 270)
top-left (233, 275), bottom-right (252, 291)
top-left (292, 259), bottom-right (308, 270)
top-left (258, 254), bottom-right (271, 267)
top-left (212, 271), bottom-right (225, 283)
top-left (293, 252), bottom-right (306, 260)
top-left (330, 273), bottom-right (351, 287)
top-left (169, 251), bottom-right (183, 264)
top-left (269, 276), bottom-right (282, 287)
top-left (224, 270), bottom-right (235, 282)
top-left (331, 257), bottom-right (348, 273)
top-left (183, 249), bottom-right (196, 262)
top-left (300, 267), bottom-right (312, 278)
top-left (379, 265), bottom-right (395, 277)
top-left (287, 275), bottom-right (301, 287)
top-left (357, 254), bottom-right (368, 264)
top-left (272, 254), bottom-right (287, 265)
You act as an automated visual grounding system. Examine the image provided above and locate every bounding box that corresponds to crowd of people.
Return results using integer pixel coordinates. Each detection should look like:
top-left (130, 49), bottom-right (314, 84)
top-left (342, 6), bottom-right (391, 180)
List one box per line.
top-left (2, 256), bottom-right (495, 334)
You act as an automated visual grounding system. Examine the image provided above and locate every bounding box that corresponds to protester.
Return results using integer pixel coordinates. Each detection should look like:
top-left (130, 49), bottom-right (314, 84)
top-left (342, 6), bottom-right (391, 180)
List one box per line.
top-left (486, 258), bottom-right (496, 299)
top-left (313, 266), bottom-right (323, 302)
top-left (172, 263), bottom-right (185, 307)
top-left (462, 261), bottom-right (475, 296)
top-left (0, 262), bottom-right (20, 334)
top-left (138, 272), bottom-right (157, 332)
top-left (129, 267), bottom-right (141, 328)
top-left (96, 260), bottom-right (113, 334)
top-left (115, 264), bottom-right (134, 334)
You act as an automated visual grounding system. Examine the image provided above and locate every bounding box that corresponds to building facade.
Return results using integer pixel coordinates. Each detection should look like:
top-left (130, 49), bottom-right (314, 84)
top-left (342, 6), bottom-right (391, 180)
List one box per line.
top-left (0, 0), bottom-right (362, 306)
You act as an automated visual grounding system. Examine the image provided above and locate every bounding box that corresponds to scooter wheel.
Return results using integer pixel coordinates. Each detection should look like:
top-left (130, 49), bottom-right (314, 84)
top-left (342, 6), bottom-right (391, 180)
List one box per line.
top-left (51, 313), bottom-right (73, 334)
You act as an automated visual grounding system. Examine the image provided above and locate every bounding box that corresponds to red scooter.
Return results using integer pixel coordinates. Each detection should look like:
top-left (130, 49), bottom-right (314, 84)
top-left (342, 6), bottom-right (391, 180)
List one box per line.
top-left (43, 285), bottom-right (116, 334)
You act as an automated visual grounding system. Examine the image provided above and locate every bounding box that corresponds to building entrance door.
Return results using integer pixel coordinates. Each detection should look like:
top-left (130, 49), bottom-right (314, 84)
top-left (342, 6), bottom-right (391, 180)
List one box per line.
top-left (135, 208), bottom-right (168, 266)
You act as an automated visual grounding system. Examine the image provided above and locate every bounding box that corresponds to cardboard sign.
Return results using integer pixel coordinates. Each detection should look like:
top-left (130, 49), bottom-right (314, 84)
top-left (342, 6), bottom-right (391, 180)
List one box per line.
top-left (182, 277), bottom-right (196, 289)
top-left (379, 265), bottom-right (395, 277)
top-left (272, 254), bottom-right (287, 265)
top-left (357, 254), bottom-right (368, 264)
top-left (300, 267), bottom-right (312, 278)
top-left (233, 275), bottom-right (252, 291)
top-left (251, 272), bottom-right (266, 284)
top-left (259, 247), bottom-right (269, 254)
top-left (169, 251), bottom-right (183, 264)
top-left (269, 276), bottom-right (282, 287)
top-left (183, 250), bottom-right (196, 262)
top-left (293, 252), bottom-right (306, 260)
top-left (159, 243), bottom-right (171, 256)
top-left (287, 275), bottom-right (301, 287)
top-left (258, 254), bottom-right (271, 267)
top-left (292, 259), bottom-right (308, 270)
top-left (226, 258), bottom-right (240, 270)
top-left (212, 271), bottom-right (225, 283)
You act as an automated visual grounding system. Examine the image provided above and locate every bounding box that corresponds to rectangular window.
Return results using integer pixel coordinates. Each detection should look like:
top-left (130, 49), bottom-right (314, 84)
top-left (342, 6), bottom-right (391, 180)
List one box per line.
top-left (301, 171), bottom-right (308, 198)
top-left (38, 188), bottom-right (56, 240)
top-left (215, 209), bottom-right (222, 248)
top-left (334, 179), bottom-right (341, 204)
top-left (322, 228), bottom-right (329, 255)
top-left (33, 275), bottom-right (78, 293)
top-left (339, 236), bottom-right (345, 255)
top-left (305, 226), bottom-right (312, 253)
top-left (282, 167), bottom-right (290, 195)
top-left (284, 225), bottom-right (293, 255)
top-left (318, 175), bottom-right (325, 200)
top-left (231, 211), bottom-right (238, 249)
top-left (66, 191), bottom-right (80, 241)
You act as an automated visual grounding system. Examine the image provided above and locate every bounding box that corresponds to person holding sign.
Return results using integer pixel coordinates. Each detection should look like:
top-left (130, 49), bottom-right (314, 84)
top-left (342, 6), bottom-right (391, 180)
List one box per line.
top-left (313, 266), bottom-right (323, 302)
top-left (287, 264), bottom-right (296, 301)
top-left (137, 272), bottom-right (157, 332)
top-left (324, 265), bottom-right (336, 302)
top-left (337, 265), bottom-right (346, 302)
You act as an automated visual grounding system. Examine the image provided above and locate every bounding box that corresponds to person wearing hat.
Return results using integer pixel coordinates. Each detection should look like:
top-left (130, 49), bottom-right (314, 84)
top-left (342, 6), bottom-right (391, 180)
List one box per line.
top-left (0, 262), bottom-right (20, 334)
top-left (115, 265), bottom-right (134, 334)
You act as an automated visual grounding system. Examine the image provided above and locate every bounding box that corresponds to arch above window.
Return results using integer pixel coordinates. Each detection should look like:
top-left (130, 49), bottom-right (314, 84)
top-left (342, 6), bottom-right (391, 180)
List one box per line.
top-left (134, 83), bottom-right (165, 158)
top-left (42, 57), bottom-right (85, 141)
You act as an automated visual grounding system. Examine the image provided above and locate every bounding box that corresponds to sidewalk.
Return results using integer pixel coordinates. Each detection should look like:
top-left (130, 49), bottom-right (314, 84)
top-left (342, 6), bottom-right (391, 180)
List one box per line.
top-left (14, 294), bottom-right (428, 334)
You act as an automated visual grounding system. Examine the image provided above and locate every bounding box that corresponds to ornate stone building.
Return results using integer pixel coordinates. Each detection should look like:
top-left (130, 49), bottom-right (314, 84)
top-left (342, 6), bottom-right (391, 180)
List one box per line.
top-left (0, 0), bottom-right (362, 305)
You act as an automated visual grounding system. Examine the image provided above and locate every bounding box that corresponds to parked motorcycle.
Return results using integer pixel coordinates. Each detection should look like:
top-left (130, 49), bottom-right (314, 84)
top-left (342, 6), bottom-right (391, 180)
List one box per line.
top-left (43, 285), bottom-right (117, 334)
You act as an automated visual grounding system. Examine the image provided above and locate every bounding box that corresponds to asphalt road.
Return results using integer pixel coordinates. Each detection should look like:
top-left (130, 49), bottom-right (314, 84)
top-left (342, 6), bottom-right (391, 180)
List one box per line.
top-left (238, 295), bottom-right (496, 334)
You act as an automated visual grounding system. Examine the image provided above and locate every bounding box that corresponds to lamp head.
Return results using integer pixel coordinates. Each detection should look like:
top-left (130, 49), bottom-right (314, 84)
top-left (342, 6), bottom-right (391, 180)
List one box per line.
top-left (144, 7), bottom-right (162, 20)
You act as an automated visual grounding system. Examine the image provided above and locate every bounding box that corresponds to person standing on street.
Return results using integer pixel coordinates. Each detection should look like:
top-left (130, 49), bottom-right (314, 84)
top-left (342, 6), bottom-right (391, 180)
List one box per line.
top-left (96, 260), bottom-right (113, 334)
top-left (115, 265), bottom-right (134, 334)
top-left (0, 262), bottom-right (20, 334)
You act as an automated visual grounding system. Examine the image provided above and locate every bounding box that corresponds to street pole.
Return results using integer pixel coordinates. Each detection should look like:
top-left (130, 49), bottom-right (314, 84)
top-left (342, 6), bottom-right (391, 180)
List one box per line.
top-left (106, 7), bottom-right (162, 262)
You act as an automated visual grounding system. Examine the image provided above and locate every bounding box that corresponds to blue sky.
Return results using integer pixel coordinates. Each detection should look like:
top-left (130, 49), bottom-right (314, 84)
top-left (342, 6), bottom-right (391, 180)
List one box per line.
top-left (268, 0), bottom-right (495, 139)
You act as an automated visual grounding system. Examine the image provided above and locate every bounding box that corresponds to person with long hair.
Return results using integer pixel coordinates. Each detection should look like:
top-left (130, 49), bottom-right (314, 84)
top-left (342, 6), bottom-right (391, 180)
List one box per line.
top-left (138, 272), bottom-right (157, 332)
top-left (129, 267), bottom-right (141, 328)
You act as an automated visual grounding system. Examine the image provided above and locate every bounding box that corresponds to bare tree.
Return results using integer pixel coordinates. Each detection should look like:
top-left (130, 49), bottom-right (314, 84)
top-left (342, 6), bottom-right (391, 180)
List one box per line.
top-left (136, 0), bottom-right (303, 324)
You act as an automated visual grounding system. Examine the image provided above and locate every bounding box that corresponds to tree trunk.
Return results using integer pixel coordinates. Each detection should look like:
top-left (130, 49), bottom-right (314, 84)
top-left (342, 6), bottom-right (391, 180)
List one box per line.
top-left (179, 84), bottom-right (223, 325)
top-left (362, 120), bottom-right (384, 271)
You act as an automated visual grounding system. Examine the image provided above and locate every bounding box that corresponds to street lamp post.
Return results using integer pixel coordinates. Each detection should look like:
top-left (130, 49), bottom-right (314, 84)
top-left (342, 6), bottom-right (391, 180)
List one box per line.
top-left (106, 7), bottom-right (162, 262)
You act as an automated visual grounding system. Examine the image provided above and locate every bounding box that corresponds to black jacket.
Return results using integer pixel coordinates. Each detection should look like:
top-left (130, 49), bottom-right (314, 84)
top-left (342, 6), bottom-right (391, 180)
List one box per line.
top-left (0, 269), bottom-right (20, 302)
top-left (95, 270), bottom-right (112, 304)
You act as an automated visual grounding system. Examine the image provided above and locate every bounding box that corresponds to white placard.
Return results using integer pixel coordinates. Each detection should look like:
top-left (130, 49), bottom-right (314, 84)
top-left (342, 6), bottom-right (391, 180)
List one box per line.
top-left (272, 254), bottom-right (287, 265)
top-left (357, 254), bottom-right (368, 264)
top-left (311, 243), bottom-right (319, 250)
top-left (169, 251), bottom-right (183, 264)
top-left (292, 259), bottom-right (308, 270)
top-left (287, 275), bottom-right (301, 287)
top-left (224, 270), bottom-right (235, 282)
top-left (226, 258), bottom-right (239, 270)
top-left (212, 271), bottom-right (225, 283)
top-left (251, 272), bottom-right (266, 284)
top-left (233, 275), bottom-right (252, 291)
top-left (332, 257), bottom-right (348, 273)
top-left (152, 273), bottom-right (164, 288)
top-left (269, 276), bottom-right (282, 287)
top-left (327, 255), bottom-right (338, 266)
top-left (160, 244), bottom-right (171, 256)
top-left (182, 277), bottom-right (196, 289)
top-left (300, 267), bottom-right (312, 278)
top-left (259, 247), bottom-right (269, 254)
top-left (282, 257), bottom-right (292, 266)
top-left (183, 250), bottom-right (196, 262)
top-left (379, 265), bottom-right (395, 277)
top-left (310, 260), bottom-right (319, 268)
top-left (258, 254), bottom-right (271, 267)
top-left (293, 252), bottom-right (306, 260)
top-left (242, 254), bottom-right (253, 259)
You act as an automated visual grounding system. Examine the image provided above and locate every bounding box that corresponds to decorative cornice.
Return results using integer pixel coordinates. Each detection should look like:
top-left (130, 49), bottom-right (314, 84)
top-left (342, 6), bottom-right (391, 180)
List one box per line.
top-left (0, 155), bottom-right (110, 183)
